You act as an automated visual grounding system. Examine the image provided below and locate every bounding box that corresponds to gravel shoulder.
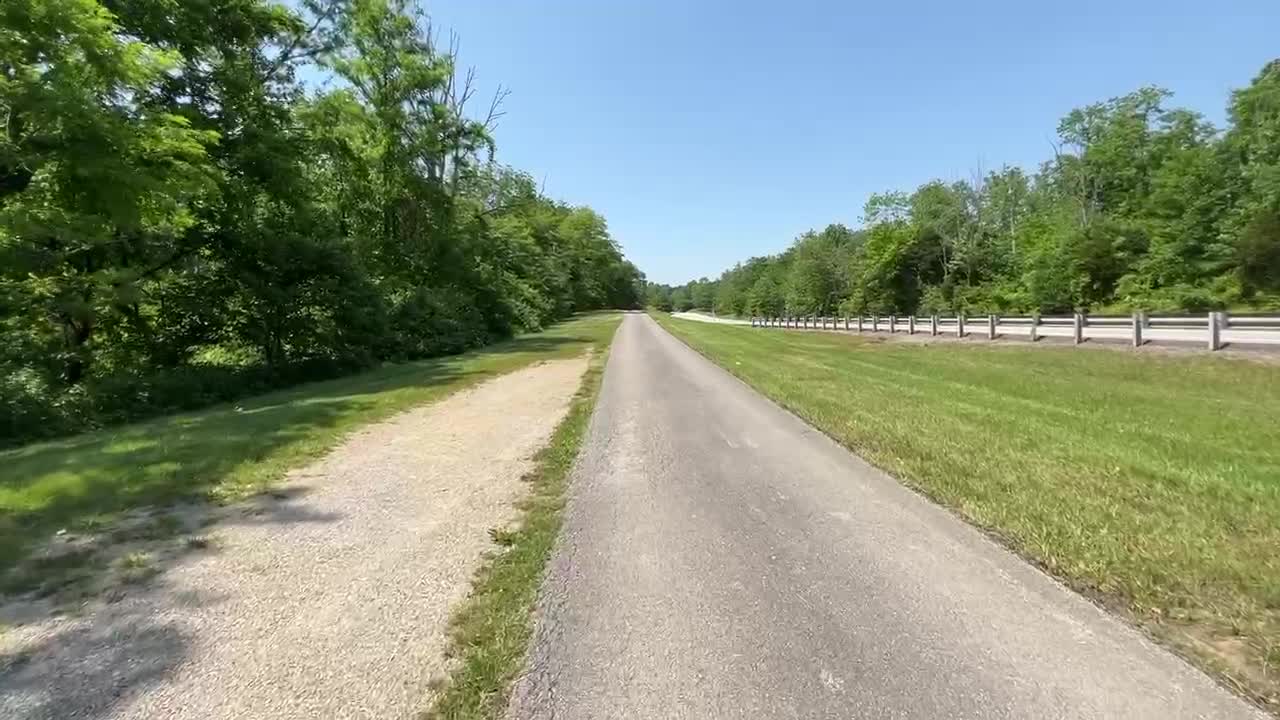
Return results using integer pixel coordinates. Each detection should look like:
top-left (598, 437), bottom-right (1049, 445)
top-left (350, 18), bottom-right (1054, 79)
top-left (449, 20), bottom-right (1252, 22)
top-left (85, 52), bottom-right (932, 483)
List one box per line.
top-left (0, 355), bottom-right (588, 720)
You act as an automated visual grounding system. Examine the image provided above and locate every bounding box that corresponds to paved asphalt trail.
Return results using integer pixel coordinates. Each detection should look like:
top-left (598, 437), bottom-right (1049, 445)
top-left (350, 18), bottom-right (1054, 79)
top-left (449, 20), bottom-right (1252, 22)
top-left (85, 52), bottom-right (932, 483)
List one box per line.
top-left (509, 313), bottom-right (1262, 720)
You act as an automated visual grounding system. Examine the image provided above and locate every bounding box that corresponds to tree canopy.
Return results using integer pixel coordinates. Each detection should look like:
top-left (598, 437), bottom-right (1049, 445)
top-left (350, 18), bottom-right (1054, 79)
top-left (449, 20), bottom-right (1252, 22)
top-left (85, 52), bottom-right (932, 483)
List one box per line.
top-left (0, 0), bottom-right (643, 444)
top-left (651, 63), bottom-right (1280, 319)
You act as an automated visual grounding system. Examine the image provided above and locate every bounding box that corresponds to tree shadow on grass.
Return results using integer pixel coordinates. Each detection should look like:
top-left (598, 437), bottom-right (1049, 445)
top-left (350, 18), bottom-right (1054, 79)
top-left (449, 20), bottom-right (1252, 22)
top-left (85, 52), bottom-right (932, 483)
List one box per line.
top-left (0, 316), bottom-right (611, 595)
top-left (0, 360), bottom-right (481, 591)
top-left (0, 314), bottom-right (617, 719)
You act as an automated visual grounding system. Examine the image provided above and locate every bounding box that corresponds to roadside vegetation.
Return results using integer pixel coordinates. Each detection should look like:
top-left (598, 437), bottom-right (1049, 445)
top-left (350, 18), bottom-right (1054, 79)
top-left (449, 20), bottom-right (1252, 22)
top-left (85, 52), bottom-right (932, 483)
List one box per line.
top-left (1, 0), bottom-right (642, 448)
top-left (0, 313), bottom-right (621, 600)
top-left (427, 315), bottom-right (616, 719)
top-left (649, 61), bottom-right (1280, 319)
top-left (655, 313), bottom-right (1280, 710)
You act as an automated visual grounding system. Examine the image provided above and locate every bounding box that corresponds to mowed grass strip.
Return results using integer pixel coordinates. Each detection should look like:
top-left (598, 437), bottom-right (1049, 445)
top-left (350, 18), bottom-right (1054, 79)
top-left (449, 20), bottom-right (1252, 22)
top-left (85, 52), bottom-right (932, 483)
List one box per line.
top-left (427, 315), bottom-right (616, 719)
top-left (0, 313), bottom-right (623, 594)
top-left (653, 313), bottom-right (1280, 710)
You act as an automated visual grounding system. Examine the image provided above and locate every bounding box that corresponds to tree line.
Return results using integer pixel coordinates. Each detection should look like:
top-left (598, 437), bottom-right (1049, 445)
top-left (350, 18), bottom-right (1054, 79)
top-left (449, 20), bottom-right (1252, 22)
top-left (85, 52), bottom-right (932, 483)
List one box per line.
top-left (0, 0), bottom-right (643, 444)
top-left (649, 62), bottom-right (1280, 320)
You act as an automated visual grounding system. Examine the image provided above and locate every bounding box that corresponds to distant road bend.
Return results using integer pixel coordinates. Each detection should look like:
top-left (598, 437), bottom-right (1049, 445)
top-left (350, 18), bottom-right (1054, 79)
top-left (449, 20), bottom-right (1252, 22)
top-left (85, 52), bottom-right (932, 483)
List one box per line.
top-left (509, 312), bottom-right (1262, 719)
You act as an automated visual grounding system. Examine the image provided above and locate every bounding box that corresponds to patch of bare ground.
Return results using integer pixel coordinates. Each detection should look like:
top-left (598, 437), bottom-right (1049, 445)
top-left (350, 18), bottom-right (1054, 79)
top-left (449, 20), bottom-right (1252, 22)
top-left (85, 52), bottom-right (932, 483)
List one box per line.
top-left (0, 356), bottom-right (588, 720)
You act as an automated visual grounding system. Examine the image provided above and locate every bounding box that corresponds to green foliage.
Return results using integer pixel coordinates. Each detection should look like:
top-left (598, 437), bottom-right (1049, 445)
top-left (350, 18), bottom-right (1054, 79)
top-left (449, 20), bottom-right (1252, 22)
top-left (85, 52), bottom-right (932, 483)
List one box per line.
top-left (677, 62), bottom-right (1280, 318)
top-left (0, 0), bottom-right (641, 446)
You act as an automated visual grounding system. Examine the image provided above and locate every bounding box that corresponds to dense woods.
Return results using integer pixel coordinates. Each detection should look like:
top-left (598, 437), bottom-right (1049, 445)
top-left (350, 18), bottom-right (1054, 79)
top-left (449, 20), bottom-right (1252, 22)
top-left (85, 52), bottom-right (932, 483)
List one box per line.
top-left (651, 63), bottom-right (1280, 320)
top-left (0, 0), bottom-right (642, 444)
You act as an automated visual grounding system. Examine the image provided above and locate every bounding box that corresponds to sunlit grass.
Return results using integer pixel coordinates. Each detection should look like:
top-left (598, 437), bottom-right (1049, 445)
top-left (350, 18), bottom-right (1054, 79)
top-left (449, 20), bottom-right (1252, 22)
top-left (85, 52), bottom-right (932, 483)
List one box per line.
top-left (0, 314), bottom-right (622, 592)
top-left (655, 312), bottom-right (1280, 709)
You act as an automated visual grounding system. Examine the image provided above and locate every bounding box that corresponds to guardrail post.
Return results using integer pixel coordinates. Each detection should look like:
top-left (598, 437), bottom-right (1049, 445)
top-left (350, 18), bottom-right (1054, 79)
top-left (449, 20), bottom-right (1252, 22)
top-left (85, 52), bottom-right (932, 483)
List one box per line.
top-left (908, 315), bottom-right (916, 334)
top-left (957, 311), bottom-right (965, 338)
top-left (930, 315), bottom-right (938, 336)
top-left (872, 315), bottom-right (879, 332)
top-left (987, 314), bottom-right (997, 340)
top-left (1208, 311), bottom-right (1223, 351)
top-left (1030, 313), bottom-right (1039, 342)
top-left (889, 314), bottom-right (896, 333)
top-left (1073, 312), bottom-right (1083, 345)
top-left (1132, 311), bottom-right (1145, 347)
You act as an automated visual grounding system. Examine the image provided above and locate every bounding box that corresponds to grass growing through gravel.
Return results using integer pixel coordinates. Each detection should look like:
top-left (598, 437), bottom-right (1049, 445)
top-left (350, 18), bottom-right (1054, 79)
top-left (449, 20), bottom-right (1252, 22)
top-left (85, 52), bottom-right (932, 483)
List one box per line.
top-left (0, 313), bottom-right (622, 597)
top-left (426, 319), bottom-right (616, 719)
top-left (654, 312), bottom-right (1280, 710)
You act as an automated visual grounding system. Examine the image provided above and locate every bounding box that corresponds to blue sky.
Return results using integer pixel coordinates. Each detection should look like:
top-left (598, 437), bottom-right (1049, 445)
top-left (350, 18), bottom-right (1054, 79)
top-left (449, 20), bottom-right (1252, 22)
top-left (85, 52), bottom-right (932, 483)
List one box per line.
top-left (413, 0), bottom-right (1278, 284)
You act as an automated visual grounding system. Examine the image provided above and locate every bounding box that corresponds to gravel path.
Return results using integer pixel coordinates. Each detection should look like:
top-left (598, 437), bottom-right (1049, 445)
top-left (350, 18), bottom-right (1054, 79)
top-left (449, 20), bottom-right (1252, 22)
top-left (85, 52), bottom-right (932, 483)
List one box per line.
top-left (0, 356), bottom-right (588, 720)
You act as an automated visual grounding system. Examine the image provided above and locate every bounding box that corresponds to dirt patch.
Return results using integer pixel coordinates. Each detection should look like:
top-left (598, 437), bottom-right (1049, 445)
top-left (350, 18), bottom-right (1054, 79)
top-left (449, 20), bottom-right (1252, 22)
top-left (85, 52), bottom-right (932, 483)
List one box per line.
top-left (0, 356), bottom-right (588, 720)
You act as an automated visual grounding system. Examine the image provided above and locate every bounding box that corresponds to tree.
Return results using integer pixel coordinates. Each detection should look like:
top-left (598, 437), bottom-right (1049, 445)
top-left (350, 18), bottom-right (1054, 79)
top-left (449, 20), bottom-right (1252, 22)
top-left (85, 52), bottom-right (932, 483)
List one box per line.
top-left (675, 59), bottom-right (1280, 317)
top-left (646, 283), bottom-right (674, 311)
top-left (0, 0), bottom-right (646, 445)
top-left (0, 0), bottom-right (219, 384)
top-left (1222, 60), bottom-right (1280, 300)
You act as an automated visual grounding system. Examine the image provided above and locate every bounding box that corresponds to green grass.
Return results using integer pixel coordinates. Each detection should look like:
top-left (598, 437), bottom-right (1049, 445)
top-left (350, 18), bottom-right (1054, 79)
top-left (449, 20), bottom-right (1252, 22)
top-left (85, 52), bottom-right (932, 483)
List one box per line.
top-left (426, 318), bottom-right (616, 719)
top-left (653, 312), bottom-right (1280, 710)
top-left (0, 313), bottom-right (622, 596)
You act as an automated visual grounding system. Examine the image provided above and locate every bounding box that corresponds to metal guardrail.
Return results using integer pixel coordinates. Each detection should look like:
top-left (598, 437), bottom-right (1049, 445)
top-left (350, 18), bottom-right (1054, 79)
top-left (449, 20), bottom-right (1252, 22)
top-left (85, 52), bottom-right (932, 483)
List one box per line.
top-left (748, 312), bottom-right (1280, 350)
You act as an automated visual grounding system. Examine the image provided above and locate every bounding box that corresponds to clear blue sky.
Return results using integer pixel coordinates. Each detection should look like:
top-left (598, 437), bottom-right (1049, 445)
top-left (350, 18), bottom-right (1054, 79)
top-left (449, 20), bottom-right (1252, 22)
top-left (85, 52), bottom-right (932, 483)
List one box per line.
top-left (417, 0), bottom-right (1279, 285)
